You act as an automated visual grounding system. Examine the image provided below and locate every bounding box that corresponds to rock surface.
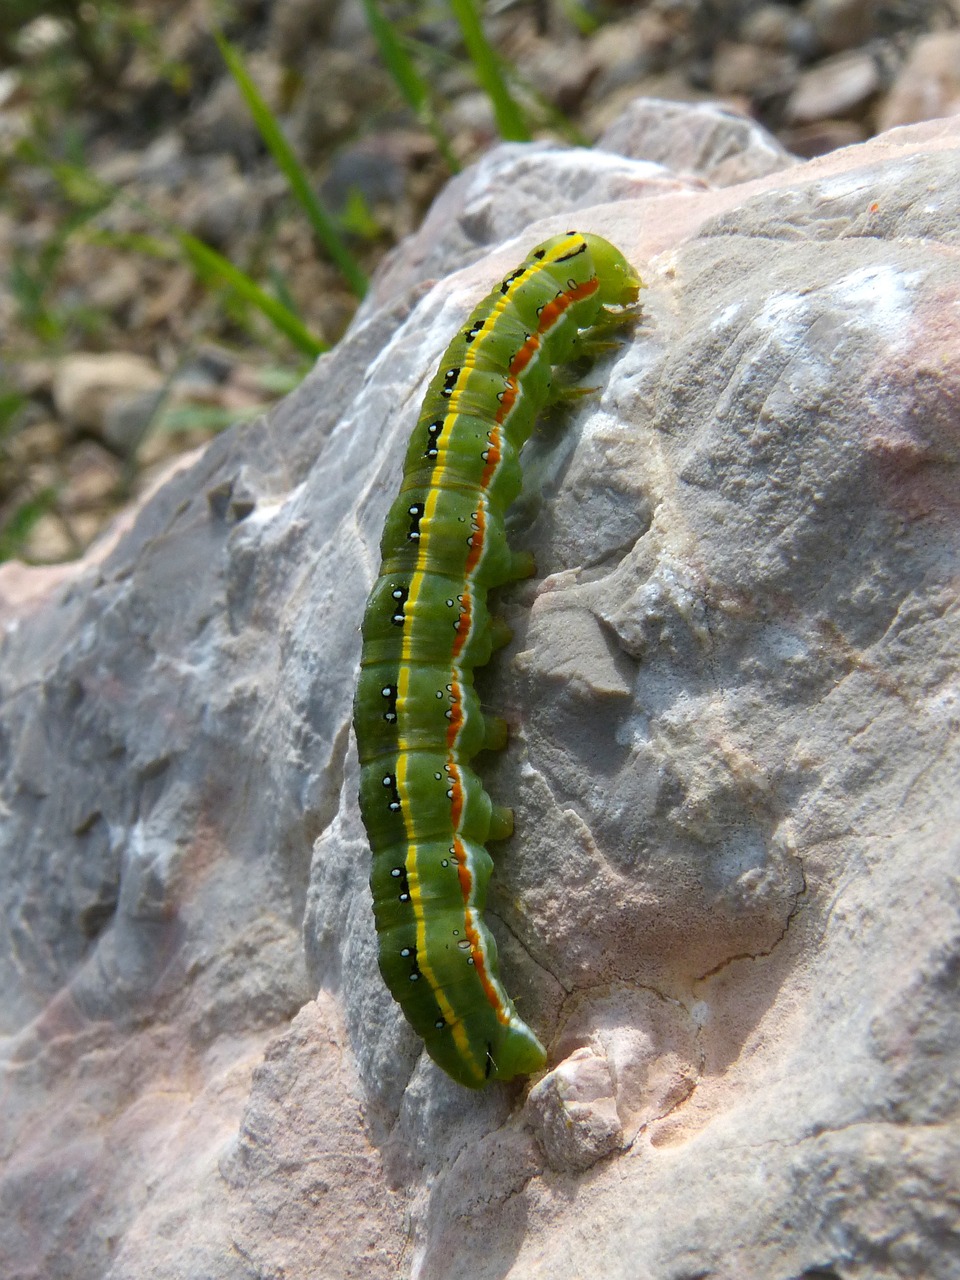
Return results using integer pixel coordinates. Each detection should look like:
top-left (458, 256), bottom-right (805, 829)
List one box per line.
top-left (3, 103), bottom-right (960, 1279)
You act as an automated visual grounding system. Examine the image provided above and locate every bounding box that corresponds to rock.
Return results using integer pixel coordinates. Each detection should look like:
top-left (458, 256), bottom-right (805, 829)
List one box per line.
top-left (709, 39), bottom-right (796, 99)
top-left (16, 509), bottom-right (75, 562)
top-left (52, 352), bottom-right (164, 449)
top-left (267, 0), bottom-right (340, 66)
top-left (780, 117), bottom-right (867, 157)
top-left (181, 58), bottom-right (280, 162)
top-left (806, 0), bottom-right (877, 53)
top-left (85, 259), bottom-right (143, 317)
top-left (597, 97), bottom-right (798, 186)
top-left (3, 103), bottom-right (960, 1279)
top-left (527, 1047), bottom-right (624, 1172)
top-left (877, 30), bottom-right (960, 132)
top-left (178, 166), bottom-right (261, 250)
top-left (785, 47), bottom-right (882, 124)
top-left (358, 137), bottom-right (699, 321)
top-left (62, 441), bottom-right (124, 509)
top-left (288, 51), bottom-right (392, 163)
top-left (740, 4), bottom-right (815, 57)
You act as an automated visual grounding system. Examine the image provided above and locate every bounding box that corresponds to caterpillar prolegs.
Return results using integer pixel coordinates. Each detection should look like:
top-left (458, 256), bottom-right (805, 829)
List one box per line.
top-left (354, 232), bottom-right (640, 1088)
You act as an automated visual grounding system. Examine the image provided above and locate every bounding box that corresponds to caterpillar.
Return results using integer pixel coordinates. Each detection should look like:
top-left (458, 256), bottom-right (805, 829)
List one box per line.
top-left (354, 231), bottom-right (640, 1088)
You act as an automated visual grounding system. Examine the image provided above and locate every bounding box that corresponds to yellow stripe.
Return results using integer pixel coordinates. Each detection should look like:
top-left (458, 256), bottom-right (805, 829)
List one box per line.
top-left (400, 481), bottom-right (443, 667)
top-left (395, 751), bottom-right (475, 1066)
top-left (394, 234), bottom-right (583, 1080)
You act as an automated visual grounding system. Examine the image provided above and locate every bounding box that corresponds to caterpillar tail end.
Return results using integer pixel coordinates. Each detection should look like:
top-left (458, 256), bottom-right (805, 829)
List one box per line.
top-left (489, 1019), bottom-right (548, 1083)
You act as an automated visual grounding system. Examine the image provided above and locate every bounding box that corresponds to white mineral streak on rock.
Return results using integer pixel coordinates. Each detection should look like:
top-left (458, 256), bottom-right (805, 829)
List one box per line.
top-left (2, 105), bottom-right (960, 1279)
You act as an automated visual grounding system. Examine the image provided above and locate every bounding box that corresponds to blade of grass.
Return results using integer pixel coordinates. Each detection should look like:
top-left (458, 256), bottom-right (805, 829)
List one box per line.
top-left (556, 0), bottom-right (599, 36)
top-left (361, 0), bottom-right (460, 172)
top-left (505, 64), bottom-right (588, 146)
top-left (449, 0), bottom-right (532, 142)
top-left (87, 217), bottom-right (327, 357)
top-left (214, 31), bottom-right (368, 298)
top-left (175, 231), bottom-right (328, 358)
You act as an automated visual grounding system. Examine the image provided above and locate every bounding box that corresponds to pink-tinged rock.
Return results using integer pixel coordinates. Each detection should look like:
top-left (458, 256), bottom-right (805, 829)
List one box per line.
top-left (2, 104), bottom-right (960, 1280)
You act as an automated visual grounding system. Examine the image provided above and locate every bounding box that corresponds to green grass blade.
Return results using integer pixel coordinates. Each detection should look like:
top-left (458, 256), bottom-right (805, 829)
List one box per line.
top-left (362, 0), bottom-right (427, 115)
top-left (361, 0), bottom-right (460, 171)
top-left (449, 0), bottom-right (532, 142)
top-left (176, 231), bottom-right (328, 358)
top-left (214, 31), bottom-right (368, 298)
top-left (86, 217), bottom-right (327, 357)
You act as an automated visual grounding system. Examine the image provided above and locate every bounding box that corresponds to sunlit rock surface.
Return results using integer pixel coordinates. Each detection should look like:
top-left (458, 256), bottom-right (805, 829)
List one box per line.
top-left (2, 105), bottom-right (959, 1280)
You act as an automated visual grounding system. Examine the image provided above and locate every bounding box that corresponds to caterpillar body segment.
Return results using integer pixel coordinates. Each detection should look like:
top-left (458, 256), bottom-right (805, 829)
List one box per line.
top-left (354, 232), bottom-right (640, 1087)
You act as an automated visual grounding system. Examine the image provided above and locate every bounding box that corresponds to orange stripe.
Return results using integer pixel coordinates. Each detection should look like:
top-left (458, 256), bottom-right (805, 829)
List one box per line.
top-left (453, 834), bottom-right (511, 1023)
top-left (535, 275), bottom-right (599, 336)
top-left (441, 260), bottom-right (601, 1033)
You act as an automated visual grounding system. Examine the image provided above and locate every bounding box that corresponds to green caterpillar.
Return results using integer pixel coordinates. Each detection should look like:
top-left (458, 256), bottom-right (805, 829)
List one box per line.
top-left (354, 231), bottom-right (640, 1088)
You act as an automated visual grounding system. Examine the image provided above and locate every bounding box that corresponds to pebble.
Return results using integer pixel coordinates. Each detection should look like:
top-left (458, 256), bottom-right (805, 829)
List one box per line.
top-left (710, 40), bottom-right (796, 98)
top-left (740, 5), bottom-right (815, 57)
top-left (877, 31), bottom-right (960, 132)
top-left (806, 0), bottom-right (877, 54)
top-left (52, 353), bottom-right (164, 441)
top-left (780, 118), bottom-right (867, 158)
top-left (63, 442), bottom-right (125, 508)
top-left (785, 48), bottom-right (881, 124)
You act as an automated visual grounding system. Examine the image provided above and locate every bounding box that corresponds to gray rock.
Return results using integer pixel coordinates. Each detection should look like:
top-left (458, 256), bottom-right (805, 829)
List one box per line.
top-left (2, 103), bottom-right (960, 1279)
top-left (597, 96), bottom-right (799, 185)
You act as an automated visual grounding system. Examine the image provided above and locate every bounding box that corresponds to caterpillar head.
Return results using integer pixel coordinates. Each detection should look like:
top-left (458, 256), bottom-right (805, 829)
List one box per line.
top-left (582, 232), bottom-right (642, 307)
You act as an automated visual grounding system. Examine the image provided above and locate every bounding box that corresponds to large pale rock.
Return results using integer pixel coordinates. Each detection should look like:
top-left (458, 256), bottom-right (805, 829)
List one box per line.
top-left (2, 104), bottom-right (960, 1279)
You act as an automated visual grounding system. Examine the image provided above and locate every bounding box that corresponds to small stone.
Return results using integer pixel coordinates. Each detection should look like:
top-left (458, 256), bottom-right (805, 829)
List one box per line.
top-left (268, 0), bottom-right (339, 64)
top-left (877, 32), bottom-right (960, 133)
top-left (0, 68), bottom-right (21, 109)
top-left (5, 420), bottom-right (62, 466)
top-left (63, 443), bottom-right (125, 510)
top-left (710, 40), bottom-right (796, 98)
top-left (527, 1049), bottom-right (624, 1173)
top-left (179, 170), bottom-right (259, 250)
top-left (785, 49), bottom-right (881, 124)
top-left (86, 260), bottom-right (142, 316)
top-left (19, 510), bottom-right (75, 562)
top-left (14, 16), bottom-right (71, 59)
top-left (807, 0), bottom-right (876, 54)
top-left (10, 360), bottom-right (55, 398)
top-left (103, 391), bottom-right (166, 455)
top-left (780, 118), bottom-right (867, 157)
top-left (52, 353), bottom-right (164, 441)
top-left (320, 137), bottom-right (410, 215)
top-left (740, 4), bottom-right (812, 55)
top-left (182, 61), bottom-right (278, 162)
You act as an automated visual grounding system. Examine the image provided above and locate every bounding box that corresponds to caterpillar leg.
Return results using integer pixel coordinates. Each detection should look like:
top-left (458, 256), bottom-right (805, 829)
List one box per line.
top-left (546, 381), bottom-right (598, 406)
top-left (483, 714), bottom-right (509, 752)
top-left (488, 616), bottom-right (513, 650)
top-left (509, 549), bottom-right (536, 580)
top-left (572, 303), bottom-right (643, 360)
top-left (489, 805), bottom-right (514, 841)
